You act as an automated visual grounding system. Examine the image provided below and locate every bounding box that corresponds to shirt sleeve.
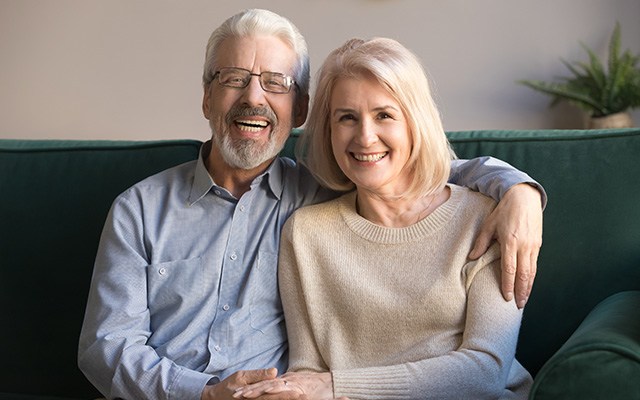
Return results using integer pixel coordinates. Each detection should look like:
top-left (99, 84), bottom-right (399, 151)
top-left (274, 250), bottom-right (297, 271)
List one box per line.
top-left (449, 157), bottom-right (548, 208)
top-left (77, 193), bottom-right (213, 400)
top-left (331, 246), bottom-right (529, 400)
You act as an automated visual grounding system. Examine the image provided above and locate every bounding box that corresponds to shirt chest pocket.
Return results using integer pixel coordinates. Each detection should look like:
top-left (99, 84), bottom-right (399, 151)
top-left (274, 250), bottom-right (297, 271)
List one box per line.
top-left (147, 257), bottom-right (204, 316)
top-left (248, 251), bottom-right (284, 334)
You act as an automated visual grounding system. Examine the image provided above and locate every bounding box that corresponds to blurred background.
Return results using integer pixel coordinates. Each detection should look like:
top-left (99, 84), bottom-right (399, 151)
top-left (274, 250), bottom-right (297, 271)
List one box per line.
top-left (1, 0), bottom-right (639, 140)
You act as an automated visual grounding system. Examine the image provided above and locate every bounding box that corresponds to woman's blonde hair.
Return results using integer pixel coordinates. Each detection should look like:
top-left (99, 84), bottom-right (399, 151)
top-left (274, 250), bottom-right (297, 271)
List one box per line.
top-left (299, 37), bottom-right (455, 199)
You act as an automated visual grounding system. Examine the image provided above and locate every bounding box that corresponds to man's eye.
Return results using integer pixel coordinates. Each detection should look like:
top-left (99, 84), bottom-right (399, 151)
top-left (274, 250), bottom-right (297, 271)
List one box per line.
top-left (265, 79), bottom-right (284, 88)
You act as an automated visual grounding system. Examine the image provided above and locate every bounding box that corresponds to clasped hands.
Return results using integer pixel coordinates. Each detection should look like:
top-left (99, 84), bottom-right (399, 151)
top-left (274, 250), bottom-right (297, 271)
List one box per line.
top-left (233, 370), bottom-right (339, 400)
top-left (201, 368), bottom-right (344, 400)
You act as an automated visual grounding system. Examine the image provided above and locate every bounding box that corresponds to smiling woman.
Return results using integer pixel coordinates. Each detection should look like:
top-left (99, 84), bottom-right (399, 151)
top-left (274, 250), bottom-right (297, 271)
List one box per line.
top-left (302, 38), bottom-right (452, 202)
top-left (329, 73), bottom-right (415, 205)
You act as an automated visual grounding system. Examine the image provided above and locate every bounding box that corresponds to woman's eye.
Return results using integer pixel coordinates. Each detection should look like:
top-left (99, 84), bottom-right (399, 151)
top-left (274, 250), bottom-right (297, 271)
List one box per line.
top-left (338, 114), bottom-right (356, 122)
top-left (378, 112), bottom-right (392, 120)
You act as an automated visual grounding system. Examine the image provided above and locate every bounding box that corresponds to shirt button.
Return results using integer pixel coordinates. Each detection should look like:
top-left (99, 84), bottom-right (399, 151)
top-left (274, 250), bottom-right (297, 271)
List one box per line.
top-left (230, 253), bottom-right (237, 260)
top-left (214, 189), bottom-right (221, 196)
top-left (214, 345), bottom-right (221, 352)
top-left (222, 304), bottom-right (230, 311)
top-left (158, 267), bottom-right (166, 275)
top-left (239, 205), bottom-right (245, 212)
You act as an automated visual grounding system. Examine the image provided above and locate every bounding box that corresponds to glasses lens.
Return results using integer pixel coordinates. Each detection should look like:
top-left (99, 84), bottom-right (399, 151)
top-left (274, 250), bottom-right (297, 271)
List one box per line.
top-left (218, 68), bottom-right (249, 88)
top-left (260, 73), bottom-right (290, 94)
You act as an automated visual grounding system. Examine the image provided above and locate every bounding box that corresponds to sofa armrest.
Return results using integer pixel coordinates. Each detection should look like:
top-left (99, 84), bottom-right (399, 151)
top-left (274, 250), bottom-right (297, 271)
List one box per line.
top-left (529, 290), bottom-right (640, 399)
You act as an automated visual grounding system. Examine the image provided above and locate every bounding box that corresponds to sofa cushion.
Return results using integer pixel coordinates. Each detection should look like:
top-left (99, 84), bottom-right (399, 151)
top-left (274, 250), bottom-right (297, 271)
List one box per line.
top-left (529, 290), bottom-right (640, 399)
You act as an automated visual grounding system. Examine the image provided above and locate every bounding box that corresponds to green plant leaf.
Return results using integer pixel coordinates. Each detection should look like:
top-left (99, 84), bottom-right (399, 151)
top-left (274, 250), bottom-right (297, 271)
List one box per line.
top-left (519, 22), bottom-right (640, 117)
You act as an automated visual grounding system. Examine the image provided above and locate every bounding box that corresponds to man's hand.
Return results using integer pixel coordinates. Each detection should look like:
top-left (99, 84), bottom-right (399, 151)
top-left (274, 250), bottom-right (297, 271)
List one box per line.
top-left (202, 368), bottom-right (278, 400)
top-left (469, 183), bottom-right (543, 308)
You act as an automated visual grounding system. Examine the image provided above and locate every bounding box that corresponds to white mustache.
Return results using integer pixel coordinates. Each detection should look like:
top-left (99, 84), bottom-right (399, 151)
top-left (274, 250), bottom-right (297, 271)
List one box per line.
top-left (226, 106), bottom-right (277, 126)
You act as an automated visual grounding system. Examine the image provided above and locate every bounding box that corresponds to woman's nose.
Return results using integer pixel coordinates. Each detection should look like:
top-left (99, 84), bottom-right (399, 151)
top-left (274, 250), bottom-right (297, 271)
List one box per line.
top-left (355, 118), bottom-right (378, 147)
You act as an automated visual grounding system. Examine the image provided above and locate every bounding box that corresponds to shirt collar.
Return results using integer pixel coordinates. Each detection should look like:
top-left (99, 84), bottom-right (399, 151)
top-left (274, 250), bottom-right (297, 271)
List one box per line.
top-left (188, 140), bottom-right (286, 205)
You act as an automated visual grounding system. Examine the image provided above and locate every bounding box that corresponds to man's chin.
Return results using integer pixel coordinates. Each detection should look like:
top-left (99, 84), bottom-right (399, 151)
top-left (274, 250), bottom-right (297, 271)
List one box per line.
top-left (222, 145), bottom-right (279, 170)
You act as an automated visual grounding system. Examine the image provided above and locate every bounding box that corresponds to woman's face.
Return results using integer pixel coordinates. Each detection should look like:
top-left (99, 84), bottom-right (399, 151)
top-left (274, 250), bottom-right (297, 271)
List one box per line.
top-left (330, 74), bottom-right (413, 196)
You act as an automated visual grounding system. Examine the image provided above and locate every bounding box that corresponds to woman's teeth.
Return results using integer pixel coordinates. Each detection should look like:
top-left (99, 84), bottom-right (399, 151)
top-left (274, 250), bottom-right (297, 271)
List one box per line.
top-left (353, 152), bottom-right (387, 162)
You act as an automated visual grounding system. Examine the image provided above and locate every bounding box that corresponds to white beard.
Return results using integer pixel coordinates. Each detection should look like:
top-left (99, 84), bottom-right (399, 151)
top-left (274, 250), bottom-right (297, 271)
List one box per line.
top-left (211, 119), bottom-right (283, 170)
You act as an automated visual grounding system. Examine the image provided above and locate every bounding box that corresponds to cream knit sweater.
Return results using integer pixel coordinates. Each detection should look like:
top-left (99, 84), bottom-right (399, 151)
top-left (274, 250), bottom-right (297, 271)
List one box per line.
top-left (278, 184), bottom-right (532, 399)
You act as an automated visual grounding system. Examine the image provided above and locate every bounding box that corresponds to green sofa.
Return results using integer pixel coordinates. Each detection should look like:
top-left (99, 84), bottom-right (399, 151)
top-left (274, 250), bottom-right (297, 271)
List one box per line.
top-left (1, 129), bottom-right (639, 400)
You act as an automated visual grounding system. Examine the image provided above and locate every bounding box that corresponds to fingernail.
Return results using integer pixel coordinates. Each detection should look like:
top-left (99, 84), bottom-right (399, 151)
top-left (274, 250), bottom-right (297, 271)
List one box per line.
top-left (505, 292), bottom-right (513, 302)
top-left (517, 298), bottom-right (527, 309)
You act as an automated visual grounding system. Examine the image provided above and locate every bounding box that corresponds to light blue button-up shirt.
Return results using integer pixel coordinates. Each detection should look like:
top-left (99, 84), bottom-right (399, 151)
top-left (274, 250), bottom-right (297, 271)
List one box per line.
top-left (78, 141), bottom-right (543, 400)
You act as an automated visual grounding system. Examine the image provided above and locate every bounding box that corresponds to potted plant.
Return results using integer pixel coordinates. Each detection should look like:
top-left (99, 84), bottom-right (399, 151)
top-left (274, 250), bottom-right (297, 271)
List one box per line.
top-left (519, 23), bottom-right (640, 128)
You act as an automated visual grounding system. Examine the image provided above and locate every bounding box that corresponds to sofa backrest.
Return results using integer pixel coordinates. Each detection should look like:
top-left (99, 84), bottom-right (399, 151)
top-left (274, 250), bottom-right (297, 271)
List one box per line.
top-left (0, 140), bottom-right (201, 398)
top-left (446, 128), bottom-right (640, 375)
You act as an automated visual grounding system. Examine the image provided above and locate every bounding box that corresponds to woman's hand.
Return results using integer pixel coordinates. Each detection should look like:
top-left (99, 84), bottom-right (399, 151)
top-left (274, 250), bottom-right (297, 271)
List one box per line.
top-left (233, 371), bottom-right (335, 400)
top-left (469, 183), bottom-right (543, 308)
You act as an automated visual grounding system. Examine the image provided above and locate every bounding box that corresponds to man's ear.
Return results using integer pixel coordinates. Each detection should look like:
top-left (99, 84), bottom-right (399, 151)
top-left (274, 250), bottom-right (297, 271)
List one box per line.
top-left (293, 93), bottom-right (309, 128)
top-left (202, 85), bottom-right (211, 120)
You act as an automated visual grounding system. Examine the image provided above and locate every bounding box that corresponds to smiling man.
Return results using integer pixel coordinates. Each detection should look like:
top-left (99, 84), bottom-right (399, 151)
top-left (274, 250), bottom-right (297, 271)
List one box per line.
top-left (78, 8), bottom-right (544, 400)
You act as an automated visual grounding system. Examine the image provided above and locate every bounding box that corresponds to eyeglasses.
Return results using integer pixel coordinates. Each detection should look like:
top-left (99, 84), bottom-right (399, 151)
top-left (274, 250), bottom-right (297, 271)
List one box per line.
top-left (212, 67), bottom-right (296, 94)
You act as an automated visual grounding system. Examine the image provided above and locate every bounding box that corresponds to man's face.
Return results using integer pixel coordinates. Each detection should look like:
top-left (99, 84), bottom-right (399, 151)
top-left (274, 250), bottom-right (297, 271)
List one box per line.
top-left (202, 35), bottom-right (307, 171)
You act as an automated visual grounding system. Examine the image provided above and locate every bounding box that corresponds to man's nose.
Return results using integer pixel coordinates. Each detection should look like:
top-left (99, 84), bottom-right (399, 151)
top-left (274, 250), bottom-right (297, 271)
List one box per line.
top-left (239, 75), bottom-right (267, 107)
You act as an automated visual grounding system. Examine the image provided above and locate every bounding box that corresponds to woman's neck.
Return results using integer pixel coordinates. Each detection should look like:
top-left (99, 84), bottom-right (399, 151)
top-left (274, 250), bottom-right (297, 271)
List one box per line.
top-left (355, 186), bottom-right (450, 228)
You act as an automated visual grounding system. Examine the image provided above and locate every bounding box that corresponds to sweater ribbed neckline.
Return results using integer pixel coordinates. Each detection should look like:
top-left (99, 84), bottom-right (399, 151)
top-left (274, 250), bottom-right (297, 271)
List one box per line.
top-left (338, 184), bottom-right (463, 244)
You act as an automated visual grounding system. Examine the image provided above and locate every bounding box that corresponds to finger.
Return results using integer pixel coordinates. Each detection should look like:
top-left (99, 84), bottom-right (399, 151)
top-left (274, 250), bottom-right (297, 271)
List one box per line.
top-left (525, 247), bottom-right (539, 301)
top-left (235, 379), bottom-right (300, 399)
top-left (469, 224), bottom-right (495, 260)
top-left (500, 240), bottom-right (517, 303)
top-left (254, 393), bottom-right (308, 400)
top-left (514, 247), bottom-right (531, 309)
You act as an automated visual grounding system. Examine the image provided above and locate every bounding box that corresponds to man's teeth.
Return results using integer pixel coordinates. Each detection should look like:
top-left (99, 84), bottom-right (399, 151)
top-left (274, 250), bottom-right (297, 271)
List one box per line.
top-left (237, 120), bottom-right (269, 132)
top-left (353, 152), bottom-right (387, 162)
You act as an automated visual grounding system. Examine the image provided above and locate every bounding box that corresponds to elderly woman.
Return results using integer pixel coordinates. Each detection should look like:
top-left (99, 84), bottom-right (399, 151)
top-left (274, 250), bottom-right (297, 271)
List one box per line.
top-left (234, 37), bottom-right (533, 400)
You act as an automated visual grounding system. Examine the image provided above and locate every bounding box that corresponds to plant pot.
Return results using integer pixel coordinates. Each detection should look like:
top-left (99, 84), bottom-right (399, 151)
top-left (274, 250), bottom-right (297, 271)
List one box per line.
top-left (588, 112), bottom-right (634, 129)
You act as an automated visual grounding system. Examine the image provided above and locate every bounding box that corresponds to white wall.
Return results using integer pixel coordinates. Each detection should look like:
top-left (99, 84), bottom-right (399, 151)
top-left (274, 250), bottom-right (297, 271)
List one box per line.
top-left (1, 0), bottom-right (639, 140)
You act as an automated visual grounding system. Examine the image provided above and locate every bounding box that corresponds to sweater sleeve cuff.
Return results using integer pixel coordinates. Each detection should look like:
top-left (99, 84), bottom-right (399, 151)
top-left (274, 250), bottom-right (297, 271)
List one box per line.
top-left (332, 364), bottom-right (411, 399)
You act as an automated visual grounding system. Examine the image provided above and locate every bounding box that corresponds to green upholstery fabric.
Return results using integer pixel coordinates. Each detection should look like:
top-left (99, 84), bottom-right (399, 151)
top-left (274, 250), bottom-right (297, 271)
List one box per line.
top-left (0, 140), bottom-right (201, 399)
top-left (1, 129), bottom-right (639, 399)
top-left (447, 129), bottom-right (640, 377)
top-left (529, 291), bottom-right (640, 399)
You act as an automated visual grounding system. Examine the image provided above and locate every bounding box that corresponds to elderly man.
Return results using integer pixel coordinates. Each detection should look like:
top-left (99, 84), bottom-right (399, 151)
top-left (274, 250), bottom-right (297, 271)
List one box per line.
top-left (78, 8), bottom-right (544, 400)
